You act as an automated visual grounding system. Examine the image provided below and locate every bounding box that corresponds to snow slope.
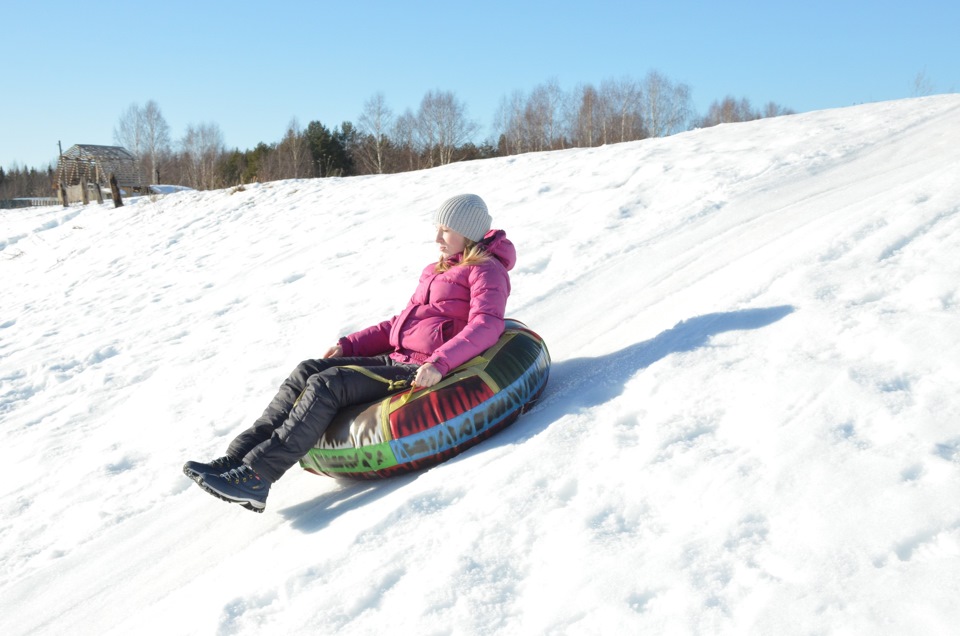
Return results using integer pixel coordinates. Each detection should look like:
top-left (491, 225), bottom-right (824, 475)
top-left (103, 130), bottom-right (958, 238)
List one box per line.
top-left (2, 95), bottom-right (959, 635)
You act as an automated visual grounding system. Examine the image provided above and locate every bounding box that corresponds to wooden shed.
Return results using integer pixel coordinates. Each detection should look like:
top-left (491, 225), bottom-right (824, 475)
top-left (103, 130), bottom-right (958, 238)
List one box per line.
top-left (57, 144), bottom-right (143, 204)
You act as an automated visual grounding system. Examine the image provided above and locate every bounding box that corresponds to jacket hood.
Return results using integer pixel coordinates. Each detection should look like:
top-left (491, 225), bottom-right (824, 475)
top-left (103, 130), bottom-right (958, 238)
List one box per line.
top-left (479, 229), bottom-right (516, 271)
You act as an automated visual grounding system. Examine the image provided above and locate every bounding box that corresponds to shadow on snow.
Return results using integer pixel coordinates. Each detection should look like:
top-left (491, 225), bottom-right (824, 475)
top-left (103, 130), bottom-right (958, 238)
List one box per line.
top-left (527, 304), bottom-right (796, 422)
top-left (281, 304), bottom-right (795, 529)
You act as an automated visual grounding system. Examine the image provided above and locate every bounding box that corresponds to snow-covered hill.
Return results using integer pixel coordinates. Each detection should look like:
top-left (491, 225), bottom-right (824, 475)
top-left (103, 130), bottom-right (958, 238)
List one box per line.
top-left (2, 95), bottom-right (959, 635)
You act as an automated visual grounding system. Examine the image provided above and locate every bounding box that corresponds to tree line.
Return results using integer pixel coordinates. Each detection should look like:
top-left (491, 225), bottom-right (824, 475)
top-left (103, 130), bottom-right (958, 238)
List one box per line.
top-left (1, 71), bottom-right (794, 200)
top-left (0, 165), bottom-right (57, 203)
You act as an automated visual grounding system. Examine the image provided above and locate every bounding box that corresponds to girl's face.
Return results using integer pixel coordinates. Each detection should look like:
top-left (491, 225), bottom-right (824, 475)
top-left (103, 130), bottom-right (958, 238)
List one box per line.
top-left (436, 225), bottom-right (468, 256)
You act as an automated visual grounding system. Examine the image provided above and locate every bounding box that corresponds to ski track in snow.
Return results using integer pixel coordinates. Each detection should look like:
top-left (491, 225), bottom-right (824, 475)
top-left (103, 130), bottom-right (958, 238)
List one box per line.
top-left (2, 96), bottom-right (960, 635)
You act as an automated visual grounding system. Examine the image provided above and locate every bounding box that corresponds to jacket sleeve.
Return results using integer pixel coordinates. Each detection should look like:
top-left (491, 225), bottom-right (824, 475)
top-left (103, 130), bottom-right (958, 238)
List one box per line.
top-left (426, 262), bottom-right (510, 375)
top-left (339, 262), bottom-right (434, 358)
top-left (339, 317), bottom-right (394, 357)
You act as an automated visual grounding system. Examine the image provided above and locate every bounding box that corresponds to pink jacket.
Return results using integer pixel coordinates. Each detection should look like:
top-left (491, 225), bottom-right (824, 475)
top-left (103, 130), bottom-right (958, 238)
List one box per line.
top-left (339, 230), bottom-right (515, 375)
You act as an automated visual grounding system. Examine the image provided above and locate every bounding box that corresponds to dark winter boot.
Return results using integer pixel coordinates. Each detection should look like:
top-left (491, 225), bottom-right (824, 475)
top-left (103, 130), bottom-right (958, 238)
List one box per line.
top-left (183, 456), bottom-right (243, 484)
top-left (197, 465), bottom-right (272, 513)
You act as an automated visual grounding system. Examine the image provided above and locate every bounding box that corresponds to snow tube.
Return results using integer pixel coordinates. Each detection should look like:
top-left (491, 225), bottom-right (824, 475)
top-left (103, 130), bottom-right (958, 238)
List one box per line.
top-left (299, 319), bottom-right (550, 479)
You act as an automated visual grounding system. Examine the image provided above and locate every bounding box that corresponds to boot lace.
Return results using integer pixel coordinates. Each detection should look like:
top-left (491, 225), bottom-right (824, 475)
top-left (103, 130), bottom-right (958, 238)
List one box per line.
top-left (224, 465), bottom-right (259, 484)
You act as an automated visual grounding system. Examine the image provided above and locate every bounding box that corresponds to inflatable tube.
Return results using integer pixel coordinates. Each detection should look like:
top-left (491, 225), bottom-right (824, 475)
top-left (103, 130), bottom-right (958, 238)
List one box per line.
top-left (299, 319), bottom-right (550, 479)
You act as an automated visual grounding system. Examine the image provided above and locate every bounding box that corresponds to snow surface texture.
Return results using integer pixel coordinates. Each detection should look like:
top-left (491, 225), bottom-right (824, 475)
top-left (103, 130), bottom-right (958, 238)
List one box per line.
top-left (2, 96), bottom-right (959, 635)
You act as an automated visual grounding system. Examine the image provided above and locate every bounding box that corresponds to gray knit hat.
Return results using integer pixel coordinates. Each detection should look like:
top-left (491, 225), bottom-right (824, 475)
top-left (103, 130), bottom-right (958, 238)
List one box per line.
top-left (434, 194), bottom-right (492, 242)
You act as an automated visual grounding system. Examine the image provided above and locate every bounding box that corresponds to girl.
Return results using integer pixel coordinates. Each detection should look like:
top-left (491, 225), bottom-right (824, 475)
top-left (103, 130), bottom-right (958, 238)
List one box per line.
top-left (184, 194), bottom-right (515, 512)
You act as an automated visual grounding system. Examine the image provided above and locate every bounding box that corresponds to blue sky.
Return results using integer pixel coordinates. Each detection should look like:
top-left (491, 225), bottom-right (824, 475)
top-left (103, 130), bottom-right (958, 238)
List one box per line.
top-left (2, 0), bottom-right (957, 170)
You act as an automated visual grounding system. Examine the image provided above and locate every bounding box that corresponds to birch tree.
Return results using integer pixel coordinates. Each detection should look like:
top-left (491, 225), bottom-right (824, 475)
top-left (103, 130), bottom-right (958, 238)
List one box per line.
top-left (392, 109), bottom-right (419, 172)
top-left (641, 71), bottom-right (692, 137)
top-left (141, 101), bottom-right (172, 183)
top-left (416, 90), bottom-right (477, 166)
top-left (277, 118), bottom-right (311, 179)
top-left (180, 122), bottom-right (225, 189)
top-left (600, 77), bottom-right (645, 143)
top-left (526, 79), bottom-right (565, 151)
top-left (494, 90), bottom-right (527, 155)
top-left (114, 100), bottom-right (171, 184)
top-left (569, 83), bottom-right (601, 147)
top-left (356, 92), bottom-right (394, 174)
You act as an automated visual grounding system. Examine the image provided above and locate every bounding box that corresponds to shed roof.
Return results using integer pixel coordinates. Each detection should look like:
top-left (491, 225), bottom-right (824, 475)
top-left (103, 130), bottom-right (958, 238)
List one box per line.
top-left (57, 144), bottom-right (142, 188)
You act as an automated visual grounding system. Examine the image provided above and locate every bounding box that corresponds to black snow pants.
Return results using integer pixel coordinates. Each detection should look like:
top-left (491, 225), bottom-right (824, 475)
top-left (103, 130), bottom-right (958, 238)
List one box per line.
top-left (227, 355), bottom-right (418, 482)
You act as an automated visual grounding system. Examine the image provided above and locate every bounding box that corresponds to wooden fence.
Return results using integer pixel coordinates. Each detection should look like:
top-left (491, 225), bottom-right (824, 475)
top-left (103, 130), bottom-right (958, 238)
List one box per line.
top-left (0, 197), bottom-right (60, 209)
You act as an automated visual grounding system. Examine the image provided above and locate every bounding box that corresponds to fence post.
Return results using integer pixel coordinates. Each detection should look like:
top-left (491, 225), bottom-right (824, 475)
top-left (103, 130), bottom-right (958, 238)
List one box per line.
top-left (109, 173), bottom-right (123, 208)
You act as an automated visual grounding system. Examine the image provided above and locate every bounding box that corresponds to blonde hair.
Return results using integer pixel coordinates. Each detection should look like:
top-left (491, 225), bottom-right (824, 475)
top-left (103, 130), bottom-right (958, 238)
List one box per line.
top-left (435, 239), bottom-right (491, 273)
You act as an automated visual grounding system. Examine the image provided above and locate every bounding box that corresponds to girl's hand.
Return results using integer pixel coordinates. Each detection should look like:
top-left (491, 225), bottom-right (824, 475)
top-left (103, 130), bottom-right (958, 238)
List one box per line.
top-left (323, 345), bottom-right (343, 359)
top-left (413, 363), bottom-right (442, 388)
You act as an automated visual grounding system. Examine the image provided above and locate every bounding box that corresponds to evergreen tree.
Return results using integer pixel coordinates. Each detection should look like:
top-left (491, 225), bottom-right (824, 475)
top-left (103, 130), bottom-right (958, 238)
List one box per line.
top-left (245, 143), bottom-right (273, 182)
top-left (219, 149), bottom-right (246, 186)
top-left (336, 122), bottom-right (358, 176)
top-left (305, 121), bottom-right (353, 177)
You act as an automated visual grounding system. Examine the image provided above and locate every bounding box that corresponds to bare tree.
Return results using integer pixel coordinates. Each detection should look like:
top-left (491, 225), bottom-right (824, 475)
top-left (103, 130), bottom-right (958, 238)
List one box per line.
top-left (912, 70), bottom-right (936, 97)
top-left (493, 89), bottom-right (527, 155)
top-left (568, 83), bottom-right (601, 147)
top-left (525, 78), bottom-right (566, 151)
top-left (392, 109), bottom-right (419, 172)
top-left (114, 101), bottom-right (172, 185)
top-left (416, 90), bottom-right (478, 166)
top-left (355, 92), bottom-right (394, 174)
top-left (761, 102), bottom-right (795, 118)
top-left (276, 118), bottom-right (311, 179)
top-left (490, 71), bottom-right (702, 152)
top-left (600, 77), bottom-right (645, 143)
top-left (254, 143), bottom-right (280, 183)
top-left (699, 96), bottom-right (760, 127)
top-left (114, 104), bottom-right (144, 157)
top-left (494, 80), bottom-right (566, 156)
top-left (494, 74), bottom-right (693, 153)
top-left (180, 122), bottom-right (225, 190)
top-left (641, 71), bottom-right (692, 137)
top-left (141, 100), bottom-right (172, 184)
